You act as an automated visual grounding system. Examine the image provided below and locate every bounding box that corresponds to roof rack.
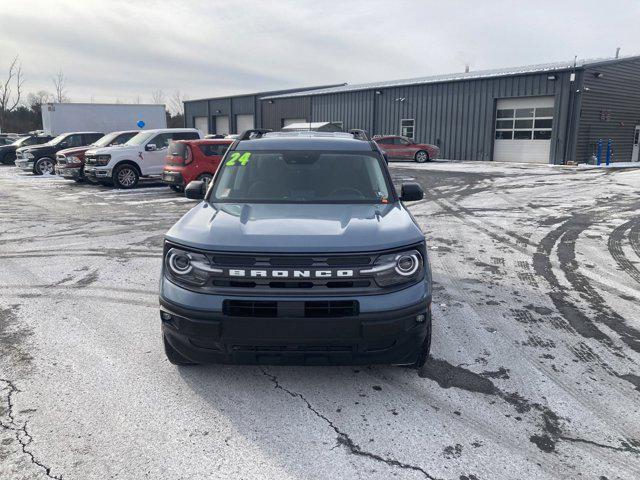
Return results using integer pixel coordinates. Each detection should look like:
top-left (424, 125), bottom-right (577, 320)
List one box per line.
top-left (238, 129), bottom-right (272, 140)
top-left (348, 129), bottom-right (370, 141)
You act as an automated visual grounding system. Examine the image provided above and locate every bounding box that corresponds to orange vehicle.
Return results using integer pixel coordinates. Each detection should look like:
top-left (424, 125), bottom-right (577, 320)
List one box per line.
top-left (162, 139), bottom-right (233, 192)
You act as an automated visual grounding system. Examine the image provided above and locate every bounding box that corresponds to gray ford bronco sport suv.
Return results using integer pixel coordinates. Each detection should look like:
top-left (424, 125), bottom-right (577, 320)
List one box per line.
top-left (159, 129), bottom-right (432, 367)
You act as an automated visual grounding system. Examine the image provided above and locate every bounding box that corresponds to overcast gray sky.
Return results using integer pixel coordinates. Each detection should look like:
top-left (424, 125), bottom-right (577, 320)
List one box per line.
top-left (2, 0), bottom-right (639, 106)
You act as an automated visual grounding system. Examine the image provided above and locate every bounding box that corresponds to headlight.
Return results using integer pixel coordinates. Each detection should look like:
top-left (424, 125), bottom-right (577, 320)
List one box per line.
top-left (96, 154), bottom-right (111, 166)
top-left (65, 155), bottom-right (81, 165)
top-left (26, 152), bottom-right (34, 159)
top-left (164, 247), bottom-right (221, 287)
top-left (362, 249), bottom-right (424, 287)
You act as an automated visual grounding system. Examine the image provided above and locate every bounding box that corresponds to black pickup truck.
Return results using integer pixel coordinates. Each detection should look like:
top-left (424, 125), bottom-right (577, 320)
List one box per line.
top-left (0, 135), bottom-right (53, 164)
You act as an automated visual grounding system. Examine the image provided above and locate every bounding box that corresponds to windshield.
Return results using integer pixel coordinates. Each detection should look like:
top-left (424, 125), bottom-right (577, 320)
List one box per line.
top-left (48, 134), bottom-right (68, 145)
top-left (91, 133), bottom-right (117, 148)
top-left (125, 131), bottom-right (153, 146)
top-left (210, 150), bottom-right (392, 204)
top-left (12, 136), bottom-right (29, 146)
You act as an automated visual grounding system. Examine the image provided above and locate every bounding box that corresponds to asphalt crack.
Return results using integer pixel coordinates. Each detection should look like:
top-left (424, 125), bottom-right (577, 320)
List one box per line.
top-left (259, 368), bottom-right (440, 480)
top-left (1, 379), bottom-right (63, 480)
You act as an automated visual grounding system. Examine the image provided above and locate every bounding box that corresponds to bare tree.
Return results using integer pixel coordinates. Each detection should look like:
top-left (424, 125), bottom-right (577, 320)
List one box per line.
top-left (27, 90), bottom-right (53, 109)
top-left (169, 90), bottom-right (188, 116)
top-left (52, 69), bottom-right (70, 103)
top-left (0, 55), bottom-right (25, 131)
top-left (151, 89), bottom-right (165, 105)
top-left (133, 95), bottom-right (141, 104)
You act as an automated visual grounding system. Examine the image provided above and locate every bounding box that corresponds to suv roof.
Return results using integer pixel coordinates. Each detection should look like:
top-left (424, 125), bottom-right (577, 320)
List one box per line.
top-left (236, 130), bottom-right (375, 152)
top-left (173, 138), bottom-right (234, 145)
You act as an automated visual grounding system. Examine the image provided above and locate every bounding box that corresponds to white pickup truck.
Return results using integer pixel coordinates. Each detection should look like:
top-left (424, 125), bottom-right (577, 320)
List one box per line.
top-left (83, 128), bottom-right (202, 188)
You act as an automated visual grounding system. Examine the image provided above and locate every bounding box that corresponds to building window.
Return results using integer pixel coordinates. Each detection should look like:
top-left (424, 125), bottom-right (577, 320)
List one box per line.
top-left (495, 106), bottom-right (553, 141)
top-left (400, 119), bottom-right (415, 139)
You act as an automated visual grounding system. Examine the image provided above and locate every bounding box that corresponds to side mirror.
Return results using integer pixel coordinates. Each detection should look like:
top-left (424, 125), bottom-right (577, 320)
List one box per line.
top-left (400, 182), bottom-right (423, 202)
top-left (185, 180), bottom-right (206, 200)
top-left (145, 143), bottom-right (157, 152)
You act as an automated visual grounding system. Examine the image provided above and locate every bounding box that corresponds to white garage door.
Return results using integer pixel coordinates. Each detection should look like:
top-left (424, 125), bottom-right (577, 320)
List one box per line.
top-left (215, 115), bottom-right (229, 135)
top-left (283, 118), bottom-right (306, 127)
top-left (194, 116), bottom-right (208, 135)
top-left (493, 97), bottom-right (554, 163)
top-left (236, 114), bottom-right (254, 133)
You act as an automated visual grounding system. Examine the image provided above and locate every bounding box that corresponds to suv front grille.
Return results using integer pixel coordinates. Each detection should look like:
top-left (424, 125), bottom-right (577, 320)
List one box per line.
top-left (223, 300), bottom-right (358, 318)
top-left (206, 252), bottom-right (376, 294)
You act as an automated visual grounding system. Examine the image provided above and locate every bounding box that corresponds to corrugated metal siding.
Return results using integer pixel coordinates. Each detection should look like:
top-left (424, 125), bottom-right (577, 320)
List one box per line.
top-left (311, 91), bottom-right (375, 131)
top-left (231, 96), bottom-right (255, 115)
top-left (184, 101), bottom-right (208, 128)
top-left (576, 58), bottom-right (640, 162)
top-left (261, 97), bottom-right (311, 130)
top-left (261, 71), bottom-right (574, 162)
top-left (208, 98), bottom-right (231, 116)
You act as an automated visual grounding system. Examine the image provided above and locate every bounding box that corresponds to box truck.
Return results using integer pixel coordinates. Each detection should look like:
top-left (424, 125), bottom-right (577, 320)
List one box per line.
top-left (41, 103), bottom-right (167, 136)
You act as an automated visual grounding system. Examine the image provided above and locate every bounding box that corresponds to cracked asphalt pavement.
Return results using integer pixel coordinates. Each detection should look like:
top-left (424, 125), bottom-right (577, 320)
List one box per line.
top-left (1, 162), bottom-right (639, 479)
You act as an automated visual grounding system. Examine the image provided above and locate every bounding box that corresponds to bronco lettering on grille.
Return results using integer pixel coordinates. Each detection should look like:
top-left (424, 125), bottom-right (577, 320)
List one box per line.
top-left (228, 269), bottom-right (354, 278)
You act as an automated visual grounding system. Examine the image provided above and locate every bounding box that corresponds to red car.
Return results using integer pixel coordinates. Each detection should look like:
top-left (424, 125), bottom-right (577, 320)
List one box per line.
top-left (373, 135), bottom-right (439, 163)
top-left (162, 139), bottom-right (233, 191)
top-left (55, 130), bottom-right (139, 181)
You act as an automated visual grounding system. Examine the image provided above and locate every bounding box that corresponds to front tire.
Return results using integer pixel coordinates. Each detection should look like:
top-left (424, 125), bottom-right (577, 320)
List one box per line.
top-left (113, 164), bottom-right (139, 189)
top-left (163, 336), bottom-right (197, 366)
top-left (1, 152), bottom-right (16, 165)
top-left (414, 150), bottom-right (429, 163)
top-left (34, 157), bottom-right (55, 175)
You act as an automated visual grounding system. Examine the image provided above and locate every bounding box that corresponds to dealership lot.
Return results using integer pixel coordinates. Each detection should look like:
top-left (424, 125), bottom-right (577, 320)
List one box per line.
top-left (1, 163), bottom-right (639, 479)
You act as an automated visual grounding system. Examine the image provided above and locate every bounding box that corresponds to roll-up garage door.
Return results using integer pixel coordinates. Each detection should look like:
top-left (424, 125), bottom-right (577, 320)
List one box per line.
top-left (493, 97), bottom-right (554, 163)
top-left (236, 114), bottom-right (254, 134)
top-left (214, 115), bottom-right (229, 135)
top-left (194, 116), bottom-right (208, 135)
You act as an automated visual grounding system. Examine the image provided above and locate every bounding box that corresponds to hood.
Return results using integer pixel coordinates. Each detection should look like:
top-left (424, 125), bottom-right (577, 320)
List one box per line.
top-left (17, 143), bottom-right (54, 155)
top-left (165, 202), bottom-right (424, 253)
top-left (57, 146), bottom-right (91, 157)
top-left (85, 145), bottom-right (137, 156)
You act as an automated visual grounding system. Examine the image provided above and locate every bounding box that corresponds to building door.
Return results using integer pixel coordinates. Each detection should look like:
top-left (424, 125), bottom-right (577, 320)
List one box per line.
top-left (236, 114), bottom-right (254, 133)
top-left (632, 125), bottom-right (640, 162)
top-left (493, 97), bottom-right (554, 163)
top-left (214, 115), bottom-right (229, 135)
top-left (194, 116), bottom-right (208, 135)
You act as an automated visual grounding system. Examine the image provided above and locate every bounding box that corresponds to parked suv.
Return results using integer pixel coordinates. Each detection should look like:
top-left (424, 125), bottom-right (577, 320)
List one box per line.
top-left (15, 132), bottom-right (104, 174)
top-left (374, 136), bottom-right (440, 163)
top-left (0, 134), bottom-right (52, 164)
top-left (162, 139), bottom-right (232, 192)
top-left (55, 130), bottom-right (139, 182)
top-left (84, 128), bottom-right (202, 188)
top-left (159, 130), bottom-right (431, 367)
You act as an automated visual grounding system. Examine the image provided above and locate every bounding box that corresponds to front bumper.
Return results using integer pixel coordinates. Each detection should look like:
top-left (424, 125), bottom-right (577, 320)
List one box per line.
top-left (159, 276), bottom-right (431, 365)
top-left (162, 170), bottom-right (185, 186)
top-left (84, 165), bottom-right (112, 182)
top-left (15, 159), bottom-right (34, 171)
top-left (55, 165), bottom-right (82, 179)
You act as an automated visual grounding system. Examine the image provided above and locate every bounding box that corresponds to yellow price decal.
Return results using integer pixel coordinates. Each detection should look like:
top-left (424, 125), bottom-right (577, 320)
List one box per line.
top-left (226, 152), bottom-right (252, 166)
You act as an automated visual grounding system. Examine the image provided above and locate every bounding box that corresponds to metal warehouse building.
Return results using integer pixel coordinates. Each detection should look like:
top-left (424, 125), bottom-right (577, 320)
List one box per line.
top-left (186, 56), bottom-right (640, 164)
top-left (183, 84), bottom-right (344, 140)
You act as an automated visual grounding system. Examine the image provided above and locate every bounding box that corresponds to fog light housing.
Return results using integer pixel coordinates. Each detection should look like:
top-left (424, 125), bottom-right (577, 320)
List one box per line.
top-left (416, 314), bottom-right (425, 323)
top-left (160, 311), bottom-right (172, 321)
